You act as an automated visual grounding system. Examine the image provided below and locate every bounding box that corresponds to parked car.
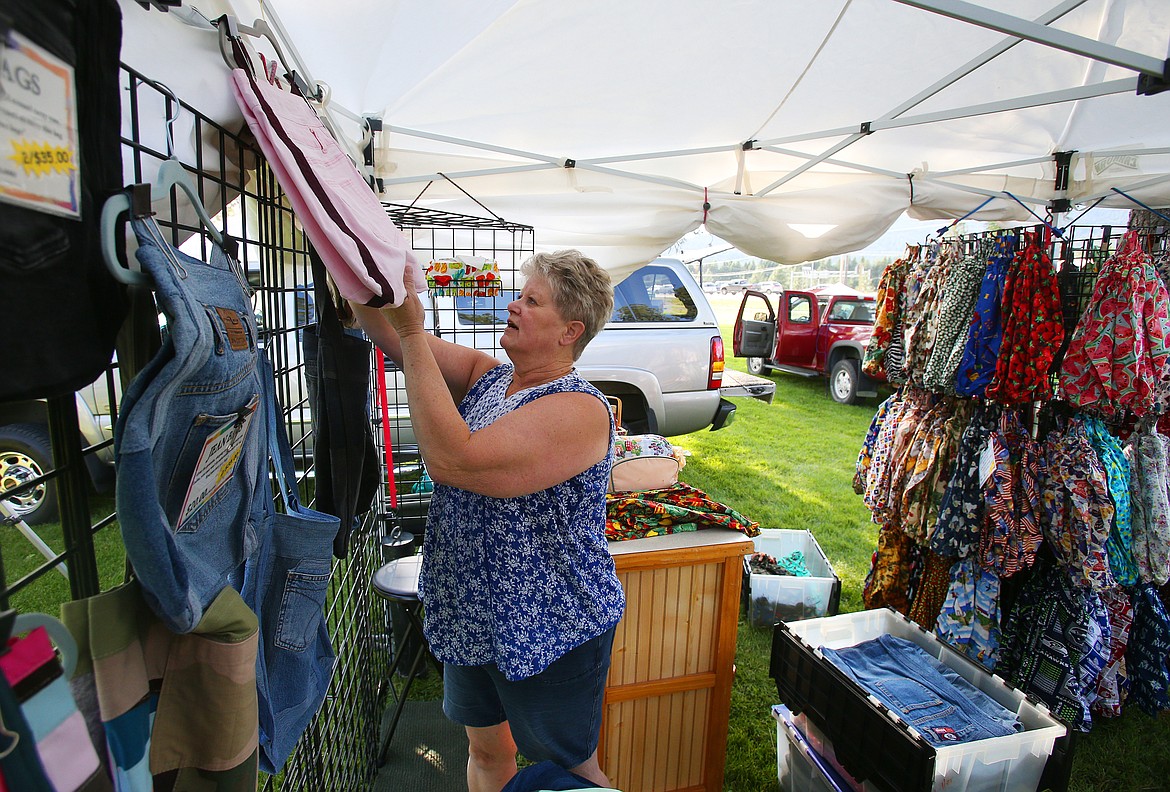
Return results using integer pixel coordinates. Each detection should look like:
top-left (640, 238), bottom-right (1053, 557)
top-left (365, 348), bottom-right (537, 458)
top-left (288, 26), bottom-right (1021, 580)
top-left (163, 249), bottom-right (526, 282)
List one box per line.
top-left (752, 281), bottom-right (784, 295)
top-left (717, 279), bottom-right (752, 295)
top-left (732, 287), bottom-right (881, 404)
top-left (0, 374), bottom-right (118, 524)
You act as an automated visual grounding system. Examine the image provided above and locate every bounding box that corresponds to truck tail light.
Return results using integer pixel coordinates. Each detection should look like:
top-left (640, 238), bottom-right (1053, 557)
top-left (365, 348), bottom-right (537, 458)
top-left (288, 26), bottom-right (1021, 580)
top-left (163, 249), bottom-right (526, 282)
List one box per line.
top-left (708, 336), bottom-right (725, 389)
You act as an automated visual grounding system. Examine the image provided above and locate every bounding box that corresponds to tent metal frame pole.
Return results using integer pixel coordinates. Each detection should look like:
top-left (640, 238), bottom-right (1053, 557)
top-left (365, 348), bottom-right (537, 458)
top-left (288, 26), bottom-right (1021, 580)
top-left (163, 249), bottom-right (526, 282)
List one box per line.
top-left (755, 0), bottom-right (1089, 194)
top-left (877, 78), bottom-right (1136, 131)
top-left (909, 174), bottom-right (1050, 206)
top-left (757, 77), bottom-right (1135, 152)
top-left (884, 0), bottom-right (1090, 119)
top-left (755, 78), bottom-right (1133, 196)
top-left (758, 145), bottom-right (906, 179)
top-left (756, 134), bottom-right (866, 195)
top-left (386, 125), bottom-right (565, 166)
top-left (892, 0), bottom-right (1169, 81)
top-left (381, 163), bottom-right (557, 187)
top-left (580, 145), bottom-right (738, 165)
top-left (932, 156), bottom-right (1055, 177)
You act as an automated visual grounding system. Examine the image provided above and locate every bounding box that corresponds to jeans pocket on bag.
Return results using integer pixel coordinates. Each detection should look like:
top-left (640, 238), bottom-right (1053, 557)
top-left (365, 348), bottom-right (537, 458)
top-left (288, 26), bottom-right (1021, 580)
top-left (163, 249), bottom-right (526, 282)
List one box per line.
top-left (165, 394), bottom-right (260, 531)
top-left (274, 562), bottom-right (331, 652)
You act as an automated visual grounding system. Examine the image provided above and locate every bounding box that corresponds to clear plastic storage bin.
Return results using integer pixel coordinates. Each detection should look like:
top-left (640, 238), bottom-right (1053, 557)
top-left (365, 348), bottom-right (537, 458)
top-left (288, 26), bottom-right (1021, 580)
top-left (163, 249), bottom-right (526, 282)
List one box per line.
top-left (770, 608), bottom-right (1072, 792)
top-left (744, 528), bottom-right (840, 626)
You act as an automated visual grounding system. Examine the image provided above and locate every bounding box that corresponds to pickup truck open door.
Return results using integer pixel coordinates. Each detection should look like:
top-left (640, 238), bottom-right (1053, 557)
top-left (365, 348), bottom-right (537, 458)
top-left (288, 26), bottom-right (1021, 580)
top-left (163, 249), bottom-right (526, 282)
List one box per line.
top-left (732, 290), bottom-right (776, 360)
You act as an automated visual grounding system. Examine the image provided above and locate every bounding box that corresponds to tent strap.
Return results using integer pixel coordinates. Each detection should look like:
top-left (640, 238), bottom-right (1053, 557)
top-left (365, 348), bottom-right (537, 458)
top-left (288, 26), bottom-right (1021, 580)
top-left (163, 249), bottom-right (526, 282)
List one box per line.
top-left (936, 195), bottom-right (996, 236)
top-left (1111, 188), bottom-right (1170, 225)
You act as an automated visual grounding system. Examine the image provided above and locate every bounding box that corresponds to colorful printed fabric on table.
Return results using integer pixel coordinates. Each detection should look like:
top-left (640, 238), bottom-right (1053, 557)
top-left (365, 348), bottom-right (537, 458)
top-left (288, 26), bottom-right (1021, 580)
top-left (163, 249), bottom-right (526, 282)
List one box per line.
top-left (954, 233), bottom-right (1014, 398)
top-left (1040, 417), bottom-right (1116, 590)
top-left (1129, 423), bottom-right (1170, 585)
top-left (934, 557), bottom-right (1002, 670)
top-left (997, 562), bottom-right (1109, 731)
top-left (979, 409), bottom-right (1042, 577)
top-left (1093, 586), bottom-right (1133, 719)
top-left (1058, 230), bottom-right (1170, 418)
top-left (1083, 415), bottom-right (1137, 586)
top-left (930, 403), bottom-right (1001, 560)
top-left (604, 482), bottom-right (760, 541)
top-left (922, 245), bottom-right (987, 393)
top-left (1125, 582), bottom-right (1170, 716)
top-left (985, 231), bottom-right (1064, 404)
top-left (863, 254), bottom-right (910, 382)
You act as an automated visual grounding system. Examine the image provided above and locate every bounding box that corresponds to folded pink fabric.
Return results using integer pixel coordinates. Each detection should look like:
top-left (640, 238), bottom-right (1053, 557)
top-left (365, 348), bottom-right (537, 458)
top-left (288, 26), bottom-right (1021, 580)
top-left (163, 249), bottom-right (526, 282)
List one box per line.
top-left (230, 69), bottom-right (422, 308)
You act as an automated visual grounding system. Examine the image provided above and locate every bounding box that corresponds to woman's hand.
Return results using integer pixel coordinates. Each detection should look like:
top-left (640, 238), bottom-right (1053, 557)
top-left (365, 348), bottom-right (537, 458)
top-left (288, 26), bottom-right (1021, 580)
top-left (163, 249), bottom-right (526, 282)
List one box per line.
top-left (382, 289), bottom-right (427, 339)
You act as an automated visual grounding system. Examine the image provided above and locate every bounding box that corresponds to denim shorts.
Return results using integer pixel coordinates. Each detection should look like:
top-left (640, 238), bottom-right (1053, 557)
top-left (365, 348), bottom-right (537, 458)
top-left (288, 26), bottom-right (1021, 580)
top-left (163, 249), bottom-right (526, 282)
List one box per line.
top-left (442, 627), bottom-right (616, 768)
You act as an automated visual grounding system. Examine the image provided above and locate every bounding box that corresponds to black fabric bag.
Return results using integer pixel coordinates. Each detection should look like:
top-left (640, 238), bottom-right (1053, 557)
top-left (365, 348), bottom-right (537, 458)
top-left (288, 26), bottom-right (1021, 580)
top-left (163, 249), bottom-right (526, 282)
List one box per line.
top-left (305, 250), bottom-right (380, 557)
top-left (0, 0), bottom-right (126, 401)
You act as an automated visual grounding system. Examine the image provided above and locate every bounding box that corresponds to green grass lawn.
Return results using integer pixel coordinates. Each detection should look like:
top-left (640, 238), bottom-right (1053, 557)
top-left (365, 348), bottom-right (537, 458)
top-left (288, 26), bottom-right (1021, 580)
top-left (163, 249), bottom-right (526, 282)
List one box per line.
top-left (0, 494), bottom-right (126, 615)
top-left (688, 351), bottom-right (1170, 791)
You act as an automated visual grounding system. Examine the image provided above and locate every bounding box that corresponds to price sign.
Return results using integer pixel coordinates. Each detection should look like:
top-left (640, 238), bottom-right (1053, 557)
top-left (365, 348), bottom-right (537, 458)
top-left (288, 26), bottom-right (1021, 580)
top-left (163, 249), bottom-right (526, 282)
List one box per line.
top-left (0, 31), bottom-right (80, 217)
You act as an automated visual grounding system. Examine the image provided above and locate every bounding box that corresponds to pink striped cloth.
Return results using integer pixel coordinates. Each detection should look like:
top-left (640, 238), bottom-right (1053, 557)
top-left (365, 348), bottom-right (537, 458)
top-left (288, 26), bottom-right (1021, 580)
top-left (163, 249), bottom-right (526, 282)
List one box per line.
top-left (230, 68), bottom-right (423, 308)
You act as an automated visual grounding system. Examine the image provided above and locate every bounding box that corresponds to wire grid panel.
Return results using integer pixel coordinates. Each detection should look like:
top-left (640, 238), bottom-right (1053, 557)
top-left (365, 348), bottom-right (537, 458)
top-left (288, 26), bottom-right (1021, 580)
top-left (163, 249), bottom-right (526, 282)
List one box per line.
top-left (126, 65), bottom-right (394, 792)
top-left (375, 212), bottom-right (535, 537)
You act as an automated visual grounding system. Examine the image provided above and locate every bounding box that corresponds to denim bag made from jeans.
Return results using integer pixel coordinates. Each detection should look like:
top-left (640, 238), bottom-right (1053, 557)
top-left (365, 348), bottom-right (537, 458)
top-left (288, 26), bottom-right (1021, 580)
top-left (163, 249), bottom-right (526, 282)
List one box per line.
top-left (115, 216), bottom-right (267, 634)
top-left (241, 349), bottom-right (338, 773)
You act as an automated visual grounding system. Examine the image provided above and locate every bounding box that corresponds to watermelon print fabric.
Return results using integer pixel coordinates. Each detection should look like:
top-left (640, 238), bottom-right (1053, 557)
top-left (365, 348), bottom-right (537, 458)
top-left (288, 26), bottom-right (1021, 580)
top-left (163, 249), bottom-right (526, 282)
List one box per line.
top-left (1059, 230), bottom-right (1170, 418)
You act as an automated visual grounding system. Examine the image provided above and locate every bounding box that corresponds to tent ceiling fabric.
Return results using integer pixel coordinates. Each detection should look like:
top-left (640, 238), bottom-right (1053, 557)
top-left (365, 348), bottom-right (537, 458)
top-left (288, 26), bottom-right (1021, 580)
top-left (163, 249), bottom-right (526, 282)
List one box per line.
top-left (121, 0), bottom-right (1170, 275)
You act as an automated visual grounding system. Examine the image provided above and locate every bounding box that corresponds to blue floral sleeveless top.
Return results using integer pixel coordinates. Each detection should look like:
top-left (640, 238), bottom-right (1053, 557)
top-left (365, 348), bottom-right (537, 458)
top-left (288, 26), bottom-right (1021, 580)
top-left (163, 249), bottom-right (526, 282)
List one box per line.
top-left (418, 364), bottom-right (625, 680)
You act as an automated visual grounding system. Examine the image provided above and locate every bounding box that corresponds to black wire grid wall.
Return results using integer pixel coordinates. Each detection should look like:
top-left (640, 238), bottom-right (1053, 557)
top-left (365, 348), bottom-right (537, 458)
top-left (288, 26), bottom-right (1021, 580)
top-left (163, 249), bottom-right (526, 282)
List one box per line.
top-left (0, 64), bottom-right (535, 791)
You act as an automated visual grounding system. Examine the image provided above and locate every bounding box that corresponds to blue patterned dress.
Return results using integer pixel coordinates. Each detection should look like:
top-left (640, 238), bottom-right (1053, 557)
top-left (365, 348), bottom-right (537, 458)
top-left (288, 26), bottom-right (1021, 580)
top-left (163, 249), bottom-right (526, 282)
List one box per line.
top-left (418, 364), bottom-right (625, 681)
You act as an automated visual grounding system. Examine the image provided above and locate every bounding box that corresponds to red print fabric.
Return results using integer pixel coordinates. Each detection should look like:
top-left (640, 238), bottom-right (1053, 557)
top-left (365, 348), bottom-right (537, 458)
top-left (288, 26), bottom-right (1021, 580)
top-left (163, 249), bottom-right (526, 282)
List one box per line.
top-left (1059, 231), bottom-right (1170, 418)
top-left (986, 232), bottom-right (1064, 404)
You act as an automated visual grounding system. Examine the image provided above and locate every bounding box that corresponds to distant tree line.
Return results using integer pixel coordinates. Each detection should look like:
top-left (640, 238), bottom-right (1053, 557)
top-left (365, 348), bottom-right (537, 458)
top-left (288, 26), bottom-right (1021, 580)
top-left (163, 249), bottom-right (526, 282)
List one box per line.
top-left (690, 254), bottom-right (896, 292)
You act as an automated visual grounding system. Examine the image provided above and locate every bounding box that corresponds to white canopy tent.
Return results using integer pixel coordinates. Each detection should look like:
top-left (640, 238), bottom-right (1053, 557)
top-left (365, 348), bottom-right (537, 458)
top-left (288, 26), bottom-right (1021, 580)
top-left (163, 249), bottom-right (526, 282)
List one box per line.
top-left (121, 0), bottom-right (1170, 278)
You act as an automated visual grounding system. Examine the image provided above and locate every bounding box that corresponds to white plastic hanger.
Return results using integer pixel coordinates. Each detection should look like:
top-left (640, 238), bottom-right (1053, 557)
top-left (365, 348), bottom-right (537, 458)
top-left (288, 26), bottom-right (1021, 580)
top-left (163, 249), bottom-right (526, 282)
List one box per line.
top-left (100, 162), bottom-right (227, 286)
top-left (100, 84), bottom-right (225, 286)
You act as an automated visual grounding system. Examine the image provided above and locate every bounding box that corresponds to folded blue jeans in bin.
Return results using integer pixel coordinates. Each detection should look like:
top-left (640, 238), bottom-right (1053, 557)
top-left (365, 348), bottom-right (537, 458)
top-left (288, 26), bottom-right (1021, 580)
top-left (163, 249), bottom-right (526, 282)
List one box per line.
top-left (820, 634), bottom-right (1022, 746)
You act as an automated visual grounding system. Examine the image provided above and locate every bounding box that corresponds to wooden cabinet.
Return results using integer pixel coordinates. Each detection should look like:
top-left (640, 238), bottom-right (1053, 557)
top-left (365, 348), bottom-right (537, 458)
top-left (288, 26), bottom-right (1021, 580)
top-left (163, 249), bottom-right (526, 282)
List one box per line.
top-left (602, 529), bottom-right (753, 792)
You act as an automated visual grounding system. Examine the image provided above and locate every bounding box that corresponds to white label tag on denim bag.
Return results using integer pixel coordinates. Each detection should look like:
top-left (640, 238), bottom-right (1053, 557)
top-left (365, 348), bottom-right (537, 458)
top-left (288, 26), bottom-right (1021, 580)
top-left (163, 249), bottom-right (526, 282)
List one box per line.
top-left (178, 403), bottom-right (257, 526)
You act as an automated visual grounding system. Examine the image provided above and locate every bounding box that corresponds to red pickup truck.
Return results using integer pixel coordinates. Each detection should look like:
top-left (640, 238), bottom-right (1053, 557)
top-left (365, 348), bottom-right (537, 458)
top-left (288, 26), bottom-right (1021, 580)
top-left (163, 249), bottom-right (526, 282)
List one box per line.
top-left (732, 288), bottom-right (880, 404)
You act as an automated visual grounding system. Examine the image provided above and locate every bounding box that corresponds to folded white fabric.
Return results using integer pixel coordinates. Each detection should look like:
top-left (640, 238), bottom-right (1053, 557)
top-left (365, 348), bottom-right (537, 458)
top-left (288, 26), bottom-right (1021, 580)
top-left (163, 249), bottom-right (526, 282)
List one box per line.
top-left (230, 68), bottom-right (423, 308)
